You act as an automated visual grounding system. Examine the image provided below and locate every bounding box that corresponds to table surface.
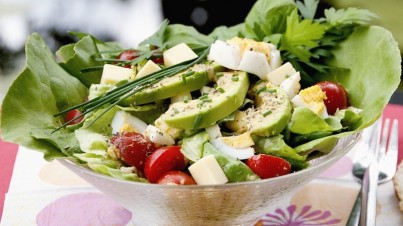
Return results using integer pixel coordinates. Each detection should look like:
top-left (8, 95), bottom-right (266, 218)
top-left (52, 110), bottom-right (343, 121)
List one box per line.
top-left (1, 103), bottom-right (403, 225)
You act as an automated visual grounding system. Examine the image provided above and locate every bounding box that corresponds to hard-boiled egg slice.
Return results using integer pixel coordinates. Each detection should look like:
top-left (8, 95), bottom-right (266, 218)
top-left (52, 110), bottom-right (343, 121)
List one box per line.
top-left (205, 124), bottom-right (222, 140)
top-left (291, 85), bottom-right (329, 119)
top-left (210, 133), bottom-right (255, 160)
top-left (269, 49), bottom-right (282, 70)
top-left (280, 71), bottom-right (301, 99)
top-left (208, 40), bottom-right (242, 70)
top-left (237, 50), bottom-right (271, 80)
top-left (111, 110), bottom-right (148, 134)
top-left (143, 125), bottom-right (175, 146)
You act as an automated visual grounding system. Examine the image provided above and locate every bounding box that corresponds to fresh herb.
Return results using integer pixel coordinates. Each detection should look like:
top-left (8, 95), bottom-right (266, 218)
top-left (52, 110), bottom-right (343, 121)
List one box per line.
top-left (262, 110), bottom-right (272, 117)
top-left (53, 46), bottom-right (210, 132)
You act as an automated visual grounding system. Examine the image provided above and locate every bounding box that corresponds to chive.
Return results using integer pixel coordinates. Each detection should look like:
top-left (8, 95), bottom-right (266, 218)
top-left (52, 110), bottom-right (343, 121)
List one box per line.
top-left (217, 87), bottom-right (225, 93)
top-left (201, 98), bottom-right (212, 103)
top-left (267, 88), bottom-right (277, 93)
top-left (192, 115), bottom-right (202, 129)
top-left (183, 96), bottom-right (189, 103)
top-left (256, 86), bottom-right (267, 95)
top-left (199, 94), bottom-right (209, 100)
top-left (263, 110), bottom-right (272, 117)
top-left (216, 72), bottom-right (224, 78)
top-left (182, 70), bottom-right (195, 77)
top-left (181, 73), bottom-right (187, 85)
top-left (53, 46), bottom-right (211, 132)
top-left (232, 76), bottom-right (239, 81)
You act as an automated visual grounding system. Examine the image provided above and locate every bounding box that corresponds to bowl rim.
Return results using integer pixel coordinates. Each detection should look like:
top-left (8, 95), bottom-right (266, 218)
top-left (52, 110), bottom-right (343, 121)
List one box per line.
top-left (58, 131), bottom-right (361, 189)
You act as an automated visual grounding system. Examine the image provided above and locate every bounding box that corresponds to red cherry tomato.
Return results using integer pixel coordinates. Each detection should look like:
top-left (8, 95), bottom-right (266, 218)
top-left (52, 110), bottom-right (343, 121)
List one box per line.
top-left (116, 50), bottom-right (138, 68)
top-left (151, 57), bottom-right (164, 64)
top-left (316, 81), bottom-right (349, 115)
top-left (110, 132), bottom-right (156, 172)
top-left (246, 154), bottom-right (291, 179)
top-left (157, 171), bottom-right (197, 185)
top-left (65, 109), bottom-right (84, 125)
top-left (144, 146), bottom-right (187, 183)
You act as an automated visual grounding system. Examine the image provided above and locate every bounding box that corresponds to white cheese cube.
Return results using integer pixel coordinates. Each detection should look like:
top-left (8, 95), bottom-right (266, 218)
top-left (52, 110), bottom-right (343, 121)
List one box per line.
top-left (163, 43), bottom-right (198, 67)
top-left (136, 60), bottom-right (161, 79)
top-left (188, 155), bottom-right (228, 185)
top-left (237, 50), bottom-right (270, 80)
top-left (100, 64), bottom-right (134, 85)
top-left (266, 62), bottom-right (297, 86)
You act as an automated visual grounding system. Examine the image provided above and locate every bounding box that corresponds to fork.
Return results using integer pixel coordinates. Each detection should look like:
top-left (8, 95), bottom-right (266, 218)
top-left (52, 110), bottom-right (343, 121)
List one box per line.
top-left (347, 117), bottom-right (399, 226)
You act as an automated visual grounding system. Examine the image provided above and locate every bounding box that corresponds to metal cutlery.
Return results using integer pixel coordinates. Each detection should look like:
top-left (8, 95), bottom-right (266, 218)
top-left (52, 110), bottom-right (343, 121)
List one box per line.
top-left (347, 118), bottom-right (399, 226)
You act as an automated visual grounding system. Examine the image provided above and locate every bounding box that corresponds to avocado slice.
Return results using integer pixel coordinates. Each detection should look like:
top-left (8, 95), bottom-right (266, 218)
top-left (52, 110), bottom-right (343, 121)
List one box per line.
top-left (120, 63), bottom-right (222, 106)
top-left (226, 82), bottom-right (292, 136)
top-left (159, 71), bottom-right (250, 130)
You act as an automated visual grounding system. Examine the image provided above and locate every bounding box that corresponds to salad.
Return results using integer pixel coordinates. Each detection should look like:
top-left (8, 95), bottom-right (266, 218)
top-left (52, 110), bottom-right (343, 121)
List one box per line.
top-left (0, 0), bottom-right (401, 185)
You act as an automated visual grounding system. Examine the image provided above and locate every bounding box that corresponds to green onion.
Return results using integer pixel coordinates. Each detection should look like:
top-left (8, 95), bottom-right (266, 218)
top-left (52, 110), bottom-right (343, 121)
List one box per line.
top-left (192, 115), bottom-right (202, 129)
top-left (53, 46), bottom-right (210, 132)
top-left (232, 76), bottom-right (239, 82)
top-left (262, 110), bottom-right (272, 117)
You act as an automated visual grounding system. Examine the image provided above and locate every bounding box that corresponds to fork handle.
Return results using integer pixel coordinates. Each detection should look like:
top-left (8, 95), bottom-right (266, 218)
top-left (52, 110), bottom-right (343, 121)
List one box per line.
top-left (360, 160), bottom-right (378, 226)
top-left (346, 189), bottom-right (362, 226)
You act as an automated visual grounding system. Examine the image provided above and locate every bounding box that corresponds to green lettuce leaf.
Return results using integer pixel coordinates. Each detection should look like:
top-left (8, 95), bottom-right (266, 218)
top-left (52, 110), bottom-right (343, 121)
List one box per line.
top-left (202, 142), bottom-right (259, 182)
top-left (0, 33), bottom-right (88, 159)
top-left (322, 26), bottom-right (401, 130)
top-left (57, 34), bottom-right (122, 87)
top-left (180, 131), bottom-right (210, 162)
top-left (244, 0), bottom-right (296, 40)
top-left (208, 24), bottom-right (246, 41)
top-left (289, 107), bottom-right (341, 134)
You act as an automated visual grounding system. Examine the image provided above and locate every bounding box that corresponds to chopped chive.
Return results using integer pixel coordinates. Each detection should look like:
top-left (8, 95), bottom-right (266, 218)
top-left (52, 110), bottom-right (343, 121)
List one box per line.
top-left (201, 98), bottom-right (212, 103)
top-left (267, 88), bottom-right (277, 93)
top-left (217, 87), bottom-right (225, 93)
top-left (183, 96), bottom-right (189, 103)
top-left (213, 84), bottom-right (218, 89)
top-left (52, 46), bottom-right (211, 132)
top-left (262, 110), bottom-right (272, 117)
top-left (216, 72), bottom-right (224, 78)
top-left (256, 86), bottom-right (267, 95)
top-left (182, 70), bottom-right (195, 77)
top-left (232, 76), bottom-right (239, 81)
top-left (192, 115), bottom-right (202, 129)
top-left (181, 73), bottom-right (187, 85)
top-left (199, 94), bottom-right (209, 100)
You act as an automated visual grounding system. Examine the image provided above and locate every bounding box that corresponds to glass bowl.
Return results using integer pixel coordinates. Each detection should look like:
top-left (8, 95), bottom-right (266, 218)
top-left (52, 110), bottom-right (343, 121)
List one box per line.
top-left (59, 132), bottom-right (360, 225)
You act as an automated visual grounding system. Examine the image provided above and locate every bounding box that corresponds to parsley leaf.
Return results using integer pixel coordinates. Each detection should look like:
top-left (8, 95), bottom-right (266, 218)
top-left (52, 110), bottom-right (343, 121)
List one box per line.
top-left (138, 19), bottom-right (169, 49)
top-left (280, 8), bottom-right (325, 61)
top-left (324, 7), bottom-right (377, 26)
top-left (296, 0), bottom-right (319, 20)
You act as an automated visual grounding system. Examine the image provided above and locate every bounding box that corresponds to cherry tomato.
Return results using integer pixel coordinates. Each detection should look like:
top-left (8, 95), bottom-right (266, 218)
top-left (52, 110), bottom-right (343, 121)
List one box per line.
top-left (116, 50), bottom-right (138, 68)
top-left (316, 81), bottom-right (349, 115)
top-left (110, 132), bottom-right (156, 172)
top-left (151, 57), bottom-right (164, 64)
top-left (246, 154), bottom-right (291, 179)
top-left (157, 171), bottom-right (197, 185)
top-left (65, 109), bottom-right (84, 125)
top-left (144, 146), bottom-right (187, 183)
